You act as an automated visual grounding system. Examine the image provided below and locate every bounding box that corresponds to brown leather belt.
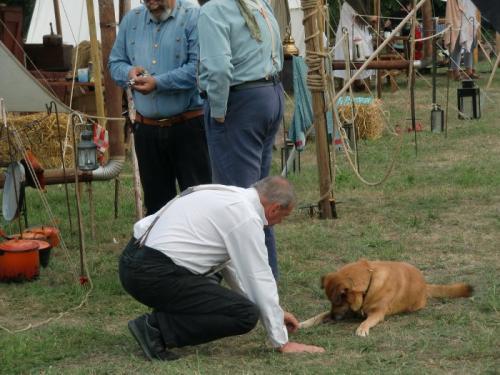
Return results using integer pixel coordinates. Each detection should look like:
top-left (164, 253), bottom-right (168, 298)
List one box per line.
top-left (135, 109), bottom-right (203, 127)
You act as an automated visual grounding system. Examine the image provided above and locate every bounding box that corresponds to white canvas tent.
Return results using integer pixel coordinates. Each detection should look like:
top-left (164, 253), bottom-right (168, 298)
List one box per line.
top-left (0, 40), bottom-right (69, 113)
top-left (28, 0), bottom-right (305, 54)
top-left (27, 0), bottom-right (142, 45)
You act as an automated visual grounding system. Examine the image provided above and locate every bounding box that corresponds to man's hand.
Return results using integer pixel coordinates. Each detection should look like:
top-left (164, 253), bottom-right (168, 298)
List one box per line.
top-left (283, 311), bottom-right (300, 334)
top-left (279, 342), bottom-right (325, 354)
top-left (128, 66), bottom-right (146, 80)
top-left (132, 75), bottom-right (157, 95)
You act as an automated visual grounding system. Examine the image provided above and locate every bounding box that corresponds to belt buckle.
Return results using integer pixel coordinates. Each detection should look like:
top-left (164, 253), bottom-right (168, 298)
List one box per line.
top-left (157, 117), bottom-right (172, 127)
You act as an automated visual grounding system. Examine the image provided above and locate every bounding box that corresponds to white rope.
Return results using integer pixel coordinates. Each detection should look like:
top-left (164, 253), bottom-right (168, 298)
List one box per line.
top-left (0, 101), bottom-right (94, 334)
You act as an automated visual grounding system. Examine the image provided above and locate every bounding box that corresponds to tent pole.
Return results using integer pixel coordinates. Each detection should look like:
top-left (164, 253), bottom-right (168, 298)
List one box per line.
top-left (53, 0), bottom-right (62, 36)
top-left (85, 0), bottom-right (106, 126)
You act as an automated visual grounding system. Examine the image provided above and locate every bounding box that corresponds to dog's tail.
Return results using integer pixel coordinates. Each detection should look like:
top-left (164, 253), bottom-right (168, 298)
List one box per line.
top-left (426, 283), bottom-right (473, 298)
top-left (299, 311), bottom-right (331, 329)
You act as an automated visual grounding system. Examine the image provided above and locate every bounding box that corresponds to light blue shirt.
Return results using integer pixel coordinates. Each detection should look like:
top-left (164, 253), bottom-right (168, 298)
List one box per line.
top-left (108, 1), bottom-right (203, 118)
top-left (198, 0), bottom-right (283, 118)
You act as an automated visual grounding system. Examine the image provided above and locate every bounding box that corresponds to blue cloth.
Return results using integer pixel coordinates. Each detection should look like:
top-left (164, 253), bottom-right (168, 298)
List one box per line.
top-left (108, 1), bottom-right (202, 118)
top-left (203, 83), bottom-right (284, 278)
top-left (288, 56), bottom-right (313, 150)
top-left (198, 0), bottom-right (283, 118)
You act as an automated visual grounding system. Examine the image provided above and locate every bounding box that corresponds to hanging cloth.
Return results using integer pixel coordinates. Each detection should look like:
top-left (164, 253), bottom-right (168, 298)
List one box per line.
top-left (288, 56), bottom-right (313, 150)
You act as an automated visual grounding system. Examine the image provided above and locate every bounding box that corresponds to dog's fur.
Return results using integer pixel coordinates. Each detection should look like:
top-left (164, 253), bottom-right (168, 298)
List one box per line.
top-left (301, 259), bottom-right (472, 336)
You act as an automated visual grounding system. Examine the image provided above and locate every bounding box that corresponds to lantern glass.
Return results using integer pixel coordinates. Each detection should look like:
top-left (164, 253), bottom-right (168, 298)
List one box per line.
top-left (460, 95), bottom-right (473, 120)
top-left (431, 105), bottom-right (444, 133)
top-left (457, 80), bottom-right (481, 120)
top-left (77, 129), bottom-right (98, 171)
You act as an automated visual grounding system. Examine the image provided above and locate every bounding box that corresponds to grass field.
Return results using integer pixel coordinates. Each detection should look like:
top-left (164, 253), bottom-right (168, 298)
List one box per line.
top-left (0, 63), bottom-right (499, 374)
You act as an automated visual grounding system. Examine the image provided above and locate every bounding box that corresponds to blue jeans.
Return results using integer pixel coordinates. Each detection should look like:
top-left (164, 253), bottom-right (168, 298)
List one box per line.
top-left (203, 83), bottom-right (284, 278)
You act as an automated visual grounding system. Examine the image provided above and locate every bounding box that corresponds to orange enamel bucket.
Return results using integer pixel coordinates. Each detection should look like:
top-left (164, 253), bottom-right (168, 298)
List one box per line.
top-left (0, 239), bottom-right (40, 281)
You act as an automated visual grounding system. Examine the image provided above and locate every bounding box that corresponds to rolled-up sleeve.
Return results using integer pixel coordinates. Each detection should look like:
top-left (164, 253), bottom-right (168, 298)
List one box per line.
top-left (223, 218), bottom-right (288, 348)
top-left (197, 8), bottom-right (233, 118)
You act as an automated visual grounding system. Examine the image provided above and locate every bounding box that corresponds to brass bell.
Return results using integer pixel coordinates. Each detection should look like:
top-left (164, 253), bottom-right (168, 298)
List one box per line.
top-left (282, 30), bottom-right (299, 57)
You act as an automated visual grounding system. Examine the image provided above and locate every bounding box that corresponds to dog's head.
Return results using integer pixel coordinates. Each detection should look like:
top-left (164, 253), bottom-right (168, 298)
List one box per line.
top-left (321, 261), bottom-right (372, 320)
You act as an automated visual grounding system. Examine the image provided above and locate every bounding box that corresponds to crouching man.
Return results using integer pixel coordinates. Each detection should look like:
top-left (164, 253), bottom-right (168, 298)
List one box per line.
top-left (119, 176), bottom-right (325, 360)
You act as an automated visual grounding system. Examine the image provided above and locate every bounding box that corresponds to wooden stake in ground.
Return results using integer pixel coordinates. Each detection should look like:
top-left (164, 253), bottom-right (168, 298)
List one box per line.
top-left (300, 0), bottom-right (333, 219)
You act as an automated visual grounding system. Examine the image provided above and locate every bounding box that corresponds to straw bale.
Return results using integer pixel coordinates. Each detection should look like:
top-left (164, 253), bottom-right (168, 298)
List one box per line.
top-left (337, 99), bottom-right (384, 140)
top-left (0, 113), bottom-right (75, 169)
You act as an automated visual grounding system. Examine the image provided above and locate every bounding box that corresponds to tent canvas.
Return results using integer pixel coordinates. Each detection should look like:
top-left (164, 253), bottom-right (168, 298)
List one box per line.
top-left (27, 0), bottom-right (142, 45)
top-left (0, 40), bottom-right (70, 113)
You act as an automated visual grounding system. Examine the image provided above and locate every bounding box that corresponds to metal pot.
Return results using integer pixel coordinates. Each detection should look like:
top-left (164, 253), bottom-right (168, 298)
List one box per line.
top-left (24, 226), bottom-right (60, 248)
top-left (13, 232), bottom-right (52, 268)
top-left (0, 239), bottom-right (40, 282)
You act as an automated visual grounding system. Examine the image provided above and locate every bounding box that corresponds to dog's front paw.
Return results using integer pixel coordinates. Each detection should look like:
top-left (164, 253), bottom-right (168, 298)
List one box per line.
top-left (356, 324), bottom-right (370, 337)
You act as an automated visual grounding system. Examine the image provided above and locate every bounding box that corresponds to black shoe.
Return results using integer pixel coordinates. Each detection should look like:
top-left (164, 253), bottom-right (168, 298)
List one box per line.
top-left (128, 314), bottom-right (180, 361)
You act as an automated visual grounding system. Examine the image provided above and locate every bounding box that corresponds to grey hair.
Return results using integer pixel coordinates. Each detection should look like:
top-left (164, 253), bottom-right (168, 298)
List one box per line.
top-left (252, 176), bottom-right (296, 208)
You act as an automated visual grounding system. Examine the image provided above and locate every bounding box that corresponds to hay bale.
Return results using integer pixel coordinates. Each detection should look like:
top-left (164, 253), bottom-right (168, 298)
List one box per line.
top-left (0, 113), bottom-right (75, 169)
top-left (337, 97), bottom-right (384, 140)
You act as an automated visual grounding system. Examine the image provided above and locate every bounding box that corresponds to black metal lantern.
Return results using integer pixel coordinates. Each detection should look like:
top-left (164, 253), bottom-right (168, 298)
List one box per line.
top-left (431, 104), bottom-right (444, 133)
top-left (457, 80), bottom-right (481, 120)
top-left (77, 128), bottom-right (98, 171)
top-left (342, 122), bottom-right (354, 148)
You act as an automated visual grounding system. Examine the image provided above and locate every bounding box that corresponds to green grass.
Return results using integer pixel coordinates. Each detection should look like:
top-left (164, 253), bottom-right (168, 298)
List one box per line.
top-left (0, 63), bottom-right (499, 374)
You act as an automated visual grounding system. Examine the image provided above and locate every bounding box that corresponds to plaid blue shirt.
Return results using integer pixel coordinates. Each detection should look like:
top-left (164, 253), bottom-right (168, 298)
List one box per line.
top-left (109, 1), bottom-right (203, 118)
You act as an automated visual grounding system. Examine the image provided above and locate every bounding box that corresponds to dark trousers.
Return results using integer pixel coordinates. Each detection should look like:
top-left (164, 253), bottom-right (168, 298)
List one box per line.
top-left (203, 84), bottom-right (284, 279)
top-left (119, 239), bottom-right (259, 348)
top-left (133, 114), bottom-right (211, 215)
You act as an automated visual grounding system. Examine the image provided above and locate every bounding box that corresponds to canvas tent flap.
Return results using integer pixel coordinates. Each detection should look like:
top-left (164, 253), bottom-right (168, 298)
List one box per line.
top-left (0, 41), bottom-right (70, 113)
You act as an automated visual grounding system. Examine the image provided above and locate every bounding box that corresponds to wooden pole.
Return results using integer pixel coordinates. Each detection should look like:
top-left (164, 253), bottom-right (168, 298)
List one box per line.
top-left (98, 0), bottom-right (125, 158)
top-left (52, 0), bottom-right (62, 36)
top-left (409, 0), bottom-right (417, 155)
top-left (119, 0), bottom-right (131, 21)
top-left (487, 33), bottom-right (500, 89)
top-left (301, 0), bottom-right (332, 219)
top-left (474, 10), bottom-right (480, 65)
top-left (85, 0), bottom-right (106, 126)
top-left (375, 0), bottom-right (382, 98)
top-left (421, 0), bottom-right (432, 62)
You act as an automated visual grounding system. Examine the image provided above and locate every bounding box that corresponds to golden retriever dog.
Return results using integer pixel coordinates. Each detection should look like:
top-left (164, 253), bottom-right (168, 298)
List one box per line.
top-left (300, 259), bottom-right (473, 336)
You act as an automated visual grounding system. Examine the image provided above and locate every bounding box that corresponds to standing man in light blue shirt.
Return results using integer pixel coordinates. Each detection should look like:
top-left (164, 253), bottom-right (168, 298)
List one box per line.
top-left (198, 0), bottom-right (284, 279)
top-left (109, 0), bottom-right (211, 215)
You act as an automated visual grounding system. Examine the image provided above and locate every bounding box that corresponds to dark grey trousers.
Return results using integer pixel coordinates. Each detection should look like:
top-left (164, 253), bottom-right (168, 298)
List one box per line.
top-left (118, 238), bottom-right (259, 348)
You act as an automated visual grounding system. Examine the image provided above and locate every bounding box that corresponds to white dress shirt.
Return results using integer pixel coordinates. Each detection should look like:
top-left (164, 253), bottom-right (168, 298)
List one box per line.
top-left (133, 184), bottom-right (288, 347)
